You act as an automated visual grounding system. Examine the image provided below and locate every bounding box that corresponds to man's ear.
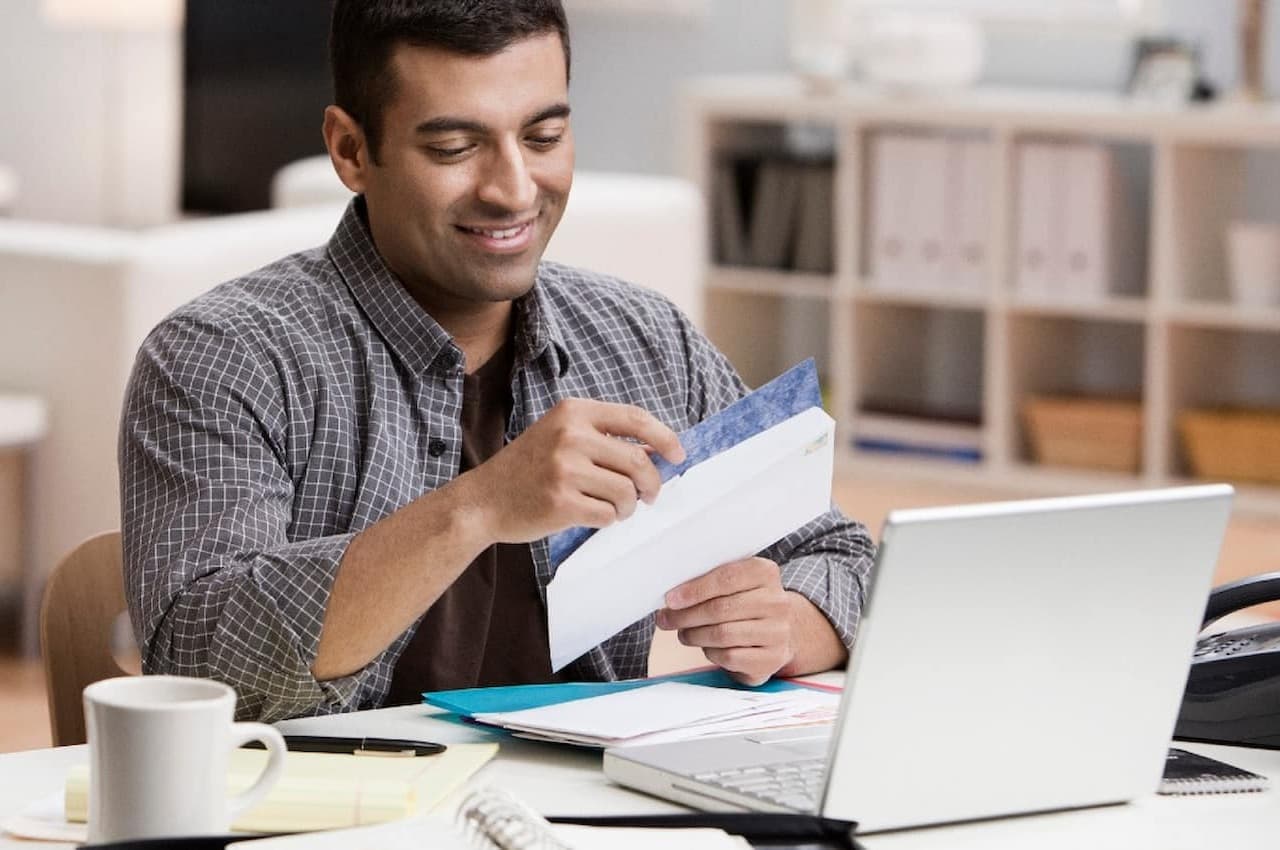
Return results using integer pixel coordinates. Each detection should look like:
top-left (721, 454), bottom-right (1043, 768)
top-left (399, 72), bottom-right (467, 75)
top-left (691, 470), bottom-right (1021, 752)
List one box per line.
top-left (323, 105), bottom-right (373, 194)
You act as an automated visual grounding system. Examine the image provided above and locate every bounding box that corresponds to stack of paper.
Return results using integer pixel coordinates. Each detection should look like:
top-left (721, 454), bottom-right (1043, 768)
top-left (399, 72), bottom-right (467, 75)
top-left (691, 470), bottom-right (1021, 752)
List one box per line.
top-left (471, 682), bottom-right (839, 749)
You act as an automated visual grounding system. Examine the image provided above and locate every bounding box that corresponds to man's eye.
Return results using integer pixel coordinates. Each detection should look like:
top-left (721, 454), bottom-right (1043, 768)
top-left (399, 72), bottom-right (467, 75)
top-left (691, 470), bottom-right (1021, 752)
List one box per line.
top-left (527, 134), bottom-right (563, 150)
top-left (427, 144), bottom-right (473, 159)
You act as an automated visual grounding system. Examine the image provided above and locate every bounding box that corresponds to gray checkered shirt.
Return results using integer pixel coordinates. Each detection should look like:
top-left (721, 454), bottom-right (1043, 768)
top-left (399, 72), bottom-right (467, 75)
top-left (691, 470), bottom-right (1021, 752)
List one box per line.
top-left (120, 199), bottom-right (875, 722)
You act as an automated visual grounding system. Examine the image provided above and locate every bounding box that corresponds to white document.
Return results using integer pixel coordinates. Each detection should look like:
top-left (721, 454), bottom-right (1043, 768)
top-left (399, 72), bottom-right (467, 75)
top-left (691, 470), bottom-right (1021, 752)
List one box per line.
top-left (475, 682), bottom-right (804, 743)
top-left (546, 405), bottom-right (835, 672)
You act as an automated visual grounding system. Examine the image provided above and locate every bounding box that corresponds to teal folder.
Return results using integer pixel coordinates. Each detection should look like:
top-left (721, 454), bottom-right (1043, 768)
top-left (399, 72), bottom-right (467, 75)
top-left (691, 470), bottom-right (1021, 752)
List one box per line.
top-left (423, 668), bottom-right (801, 716)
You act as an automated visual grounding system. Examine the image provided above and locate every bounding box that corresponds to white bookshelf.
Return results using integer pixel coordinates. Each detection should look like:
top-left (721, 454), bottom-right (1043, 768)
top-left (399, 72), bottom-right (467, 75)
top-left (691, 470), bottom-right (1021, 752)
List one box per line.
top-left (681, 74), bottom-right (1280, 515)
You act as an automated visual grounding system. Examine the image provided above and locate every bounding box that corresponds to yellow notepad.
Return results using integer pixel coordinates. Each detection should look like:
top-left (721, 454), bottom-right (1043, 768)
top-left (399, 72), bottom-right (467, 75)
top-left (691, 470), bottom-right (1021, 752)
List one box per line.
top-left (64, 743), bottom-right (497, 833)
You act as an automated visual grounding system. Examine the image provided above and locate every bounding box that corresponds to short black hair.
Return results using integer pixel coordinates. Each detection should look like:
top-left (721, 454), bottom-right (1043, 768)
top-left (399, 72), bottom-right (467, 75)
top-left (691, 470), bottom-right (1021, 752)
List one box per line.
top-left (330, 0), bottom-right (571, 161)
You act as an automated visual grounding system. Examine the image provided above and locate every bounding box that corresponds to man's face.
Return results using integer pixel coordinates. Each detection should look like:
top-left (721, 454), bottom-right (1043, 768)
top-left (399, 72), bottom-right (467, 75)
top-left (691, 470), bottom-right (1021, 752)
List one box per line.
top-left (360, 34), bottom-right (573, 314)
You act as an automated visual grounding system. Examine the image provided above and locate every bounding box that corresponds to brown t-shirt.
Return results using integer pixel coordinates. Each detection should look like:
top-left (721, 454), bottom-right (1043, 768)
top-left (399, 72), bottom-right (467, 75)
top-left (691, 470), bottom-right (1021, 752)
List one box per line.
top-left (384, 342), bottom-right (566, 704)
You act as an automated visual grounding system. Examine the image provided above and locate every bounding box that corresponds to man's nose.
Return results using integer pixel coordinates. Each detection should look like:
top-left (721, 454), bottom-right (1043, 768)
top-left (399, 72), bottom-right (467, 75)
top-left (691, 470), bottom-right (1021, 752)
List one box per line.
top-left (477, 140), bottom-right (537, 212)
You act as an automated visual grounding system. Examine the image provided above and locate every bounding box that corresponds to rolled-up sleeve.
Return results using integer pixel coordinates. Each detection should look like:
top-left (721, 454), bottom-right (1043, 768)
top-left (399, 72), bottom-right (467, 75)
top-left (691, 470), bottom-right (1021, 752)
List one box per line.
top-left (119, 317), bottom-right (376, 721)
top-left (676, 308), bottom-right (875, 650)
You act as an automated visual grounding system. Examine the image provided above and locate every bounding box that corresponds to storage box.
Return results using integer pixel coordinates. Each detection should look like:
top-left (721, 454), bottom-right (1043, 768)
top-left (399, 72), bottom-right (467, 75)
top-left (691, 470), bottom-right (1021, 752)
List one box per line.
top-left (1023, 396), bottom-right (1142, 473)
top-left (1179, 408), bottom-right (1280, 484)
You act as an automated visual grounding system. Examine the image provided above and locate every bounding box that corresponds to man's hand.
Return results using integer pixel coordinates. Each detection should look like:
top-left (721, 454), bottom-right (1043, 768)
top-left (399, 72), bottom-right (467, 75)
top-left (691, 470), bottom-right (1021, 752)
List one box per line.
top-left (466, 398), bottom-right (685, 544)
top-left (656, 557), bottom-right (849, 686)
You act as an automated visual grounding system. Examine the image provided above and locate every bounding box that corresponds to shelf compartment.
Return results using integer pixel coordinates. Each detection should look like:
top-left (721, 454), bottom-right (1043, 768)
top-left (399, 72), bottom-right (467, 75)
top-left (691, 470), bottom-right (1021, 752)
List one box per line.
top-left (1167, 324), bottom-right (1280, 480)
top-left (1007, 315), bottom-right (1146, 469)
top-left (705, 289), bottom-right (832, 392)
top-left (1010, 135), bottom-right (1152, 302)
top-left (1166, 143), bottom-right (1280, 305)
top-left (706, 120), bottom-right (838, 275)
top-left (853, 303), bottom-right (985, 463)
top-left (859, 127), bottom-right (995, 298)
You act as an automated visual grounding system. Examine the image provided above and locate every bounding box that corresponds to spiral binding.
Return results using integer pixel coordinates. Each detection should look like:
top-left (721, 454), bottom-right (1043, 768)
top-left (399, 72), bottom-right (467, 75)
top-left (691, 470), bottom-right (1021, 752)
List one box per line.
top-left (456, 786), bottom-right (574, 850)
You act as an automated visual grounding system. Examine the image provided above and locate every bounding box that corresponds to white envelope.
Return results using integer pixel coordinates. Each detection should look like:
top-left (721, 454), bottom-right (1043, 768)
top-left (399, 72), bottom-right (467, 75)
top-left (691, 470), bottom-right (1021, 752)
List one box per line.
top-left (547, 405), bottom-right (836, 672)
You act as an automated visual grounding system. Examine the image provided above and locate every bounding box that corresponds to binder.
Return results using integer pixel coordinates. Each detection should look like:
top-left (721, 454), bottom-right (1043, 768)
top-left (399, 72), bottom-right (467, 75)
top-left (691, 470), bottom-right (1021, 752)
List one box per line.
top-left (1059, 142), bottom-right (1112, 300)
top-left (947, 137), bottom-right (991, 294)
top-left (907, 134), bottom-right (950, 292)
top-left (712, 157), bottom-right (749, 266)
top-left (1015, 141), bottom-right (1059, 298)
top-left (748, 158), bottom-right (803, 269)
top-left (792, 159), bottom-right (836, 274)
top-left (868, 133), bottom-right (913, 290)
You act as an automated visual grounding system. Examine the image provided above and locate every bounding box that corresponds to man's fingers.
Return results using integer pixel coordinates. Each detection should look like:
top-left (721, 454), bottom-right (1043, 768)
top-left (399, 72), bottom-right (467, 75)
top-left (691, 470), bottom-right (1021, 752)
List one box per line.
top-left (665, 558), bottom-right (779, 610)
top-left (704, 647), bottom-right (787, 687)
top-left (586, 401), bottom-right (685, 465)
top-left (676, 619), bottom-right (788, 649)
top-left (586, 431), bottom-right (663, 503)
top-left (576, 465), bottom-right (640, 521)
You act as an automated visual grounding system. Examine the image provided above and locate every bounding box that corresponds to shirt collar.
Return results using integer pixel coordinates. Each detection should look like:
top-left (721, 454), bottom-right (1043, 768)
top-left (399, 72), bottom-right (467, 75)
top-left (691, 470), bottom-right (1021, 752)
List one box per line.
top-left (328, 197), bottom-right (572, 379)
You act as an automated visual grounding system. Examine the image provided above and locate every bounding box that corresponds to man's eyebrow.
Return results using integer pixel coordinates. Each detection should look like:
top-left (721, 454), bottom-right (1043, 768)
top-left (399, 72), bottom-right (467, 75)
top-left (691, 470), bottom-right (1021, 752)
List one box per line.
top-left (526, 103), bottom-right (571, 126)
top-left (414, 117), bottom-right (488, 136)
top-left (412, 103), bottom-right (571, 137)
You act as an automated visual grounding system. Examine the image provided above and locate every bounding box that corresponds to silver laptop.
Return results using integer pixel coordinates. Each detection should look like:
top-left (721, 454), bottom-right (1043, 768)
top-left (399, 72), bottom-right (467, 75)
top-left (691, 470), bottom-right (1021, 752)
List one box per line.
top-left (604, 484), bottom-right (1234, 833)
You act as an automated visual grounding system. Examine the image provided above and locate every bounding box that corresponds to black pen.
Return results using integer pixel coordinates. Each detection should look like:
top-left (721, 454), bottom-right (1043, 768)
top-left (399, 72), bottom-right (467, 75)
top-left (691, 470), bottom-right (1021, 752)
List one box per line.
top-left (243, 735), bottom-right (447, 757)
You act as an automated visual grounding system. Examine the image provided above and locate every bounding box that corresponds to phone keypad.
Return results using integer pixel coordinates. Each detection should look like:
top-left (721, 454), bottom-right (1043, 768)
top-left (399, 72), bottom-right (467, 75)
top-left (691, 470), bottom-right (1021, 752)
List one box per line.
top-left (1195, 632), bottom-right (1257, 658)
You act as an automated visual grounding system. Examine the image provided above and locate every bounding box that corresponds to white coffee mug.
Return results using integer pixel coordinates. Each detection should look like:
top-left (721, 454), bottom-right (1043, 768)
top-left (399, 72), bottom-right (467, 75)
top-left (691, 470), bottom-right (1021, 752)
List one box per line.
top-left (83, 676), bottom-right (287, 843)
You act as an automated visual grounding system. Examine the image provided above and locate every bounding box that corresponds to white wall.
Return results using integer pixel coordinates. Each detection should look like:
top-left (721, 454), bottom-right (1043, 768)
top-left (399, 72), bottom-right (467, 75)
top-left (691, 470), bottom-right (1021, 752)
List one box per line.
top-left (0, 1), bottom-right (1274, 226)
top-left (0, 0), bottom-right (181, 227)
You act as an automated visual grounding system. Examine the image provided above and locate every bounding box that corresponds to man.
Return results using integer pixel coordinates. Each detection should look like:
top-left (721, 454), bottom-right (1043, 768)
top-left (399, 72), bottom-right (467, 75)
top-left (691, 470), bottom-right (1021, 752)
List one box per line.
top-left (120, 0), bottom-right (874, 722)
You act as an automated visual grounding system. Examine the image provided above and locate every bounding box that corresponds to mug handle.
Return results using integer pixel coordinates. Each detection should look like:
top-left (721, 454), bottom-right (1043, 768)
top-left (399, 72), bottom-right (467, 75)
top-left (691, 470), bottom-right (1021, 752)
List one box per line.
top-left (226, 723), bottom-right (287, 822)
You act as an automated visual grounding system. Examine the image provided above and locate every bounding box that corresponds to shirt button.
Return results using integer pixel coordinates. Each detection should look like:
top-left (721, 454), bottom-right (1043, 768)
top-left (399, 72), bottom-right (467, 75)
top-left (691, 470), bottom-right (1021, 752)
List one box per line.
top-left (427, 438), bottom-right (448, 458)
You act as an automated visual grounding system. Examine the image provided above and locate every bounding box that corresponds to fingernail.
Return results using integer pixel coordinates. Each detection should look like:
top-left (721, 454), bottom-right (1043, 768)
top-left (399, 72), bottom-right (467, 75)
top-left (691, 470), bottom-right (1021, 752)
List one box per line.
top-left (664, 591), bottom-right (681, 609)
top-left (655, 610), bottom-right (667, 628)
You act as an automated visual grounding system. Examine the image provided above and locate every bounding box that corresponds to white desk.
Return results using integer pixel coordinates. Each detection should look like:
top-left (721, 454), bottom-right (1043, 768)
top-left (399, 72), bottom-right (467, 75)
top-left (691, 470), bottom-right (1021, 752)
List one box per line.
top-left (4, 702), bottom-right (1279, 849)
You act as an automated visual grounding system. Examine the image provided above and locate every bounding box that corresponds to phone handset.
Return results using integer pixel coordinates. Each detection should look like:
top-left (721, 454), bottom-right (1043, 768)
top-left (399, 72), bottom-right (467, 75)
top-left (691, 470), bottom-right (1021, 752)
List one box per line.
top-left (1201, 572), bottom-right (1280, 630)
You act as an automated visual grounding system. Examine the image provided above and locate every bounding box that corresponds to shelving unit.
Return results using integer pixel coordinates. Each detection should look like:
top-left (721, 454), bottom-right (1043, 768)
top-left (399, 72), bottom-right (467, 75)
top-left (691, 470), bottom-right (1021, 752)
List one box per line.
top-left (681, 75), bottom-right (1280, 514)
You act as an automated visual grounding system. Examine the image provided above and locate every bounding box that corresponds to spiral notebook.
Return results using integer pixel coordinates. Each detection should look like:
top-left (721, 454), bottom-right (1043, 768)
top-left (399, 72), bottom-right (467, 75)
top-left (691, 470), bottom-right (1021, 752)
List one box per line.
top-left (1158, 748), bottom-right (1271, 795)
top-left (219, 787), bottom-right (754, 850)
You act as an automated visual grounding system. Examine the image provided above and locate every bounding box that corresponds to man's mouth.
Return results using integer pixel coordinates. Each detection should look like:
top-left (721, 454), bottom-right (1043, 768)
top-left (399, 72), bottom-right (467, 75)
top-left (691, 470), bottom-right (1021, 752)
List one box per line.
top-left (457, 220), bottom-right (536, 252)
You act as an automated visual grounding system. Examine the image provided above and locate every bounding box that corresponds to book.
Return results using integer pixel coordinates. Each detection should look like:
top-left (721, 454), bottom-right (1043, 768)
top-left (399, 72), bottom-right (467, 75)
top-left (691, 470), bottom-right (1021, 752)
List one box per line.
top-left (790, 159), bottom-right (835, 274)
top-left (1158, 748), bottom-right (1271, 795)
top-left (64, 744), bottom-right (497, 833)
top-left (747, 158), bottom-right (803, 269)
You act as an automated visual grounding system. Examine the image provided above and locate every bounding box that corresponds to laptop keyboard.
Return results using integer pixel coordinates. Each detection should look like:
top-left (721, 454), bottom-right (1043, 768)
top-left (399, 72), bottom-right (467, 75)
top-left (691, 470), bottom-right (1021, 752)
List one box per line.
top-left (694, 758), bottom-right (826, 811)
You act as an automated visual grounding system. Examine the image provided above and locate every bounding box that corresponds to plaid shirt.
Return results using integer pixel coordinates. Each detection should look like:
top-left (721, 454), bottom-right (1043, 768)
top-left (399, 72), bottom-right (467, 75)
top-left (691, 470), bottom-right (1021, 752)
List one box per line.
top-left (120, 199), bottom-right (875, 722)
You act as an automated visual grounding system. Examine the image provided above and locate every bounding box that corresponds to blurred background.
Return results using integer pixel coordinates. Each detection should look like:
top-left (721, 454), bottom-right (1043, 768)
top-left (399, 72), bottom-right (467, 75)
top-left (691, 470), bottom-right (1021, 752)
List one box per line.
top-left (2, 0), bottom-right (1280, 752)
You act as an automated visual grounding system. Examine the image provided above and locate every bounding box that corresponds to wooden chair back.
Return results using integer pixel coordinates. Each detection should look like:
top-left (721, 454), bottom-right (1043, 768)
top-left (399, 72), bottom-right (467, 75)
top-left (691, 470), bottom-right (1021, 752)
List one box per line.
top-left (39, 531), bottom-right (129, 747)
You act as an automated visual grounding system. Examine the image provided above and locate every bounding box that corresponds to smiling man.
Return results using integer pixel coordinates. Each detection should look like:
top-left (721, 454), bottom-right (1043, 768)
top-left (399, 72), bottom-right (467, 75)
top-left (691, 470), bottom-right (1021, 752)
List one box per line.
top-left (119, 0), bottom-right (875, 722)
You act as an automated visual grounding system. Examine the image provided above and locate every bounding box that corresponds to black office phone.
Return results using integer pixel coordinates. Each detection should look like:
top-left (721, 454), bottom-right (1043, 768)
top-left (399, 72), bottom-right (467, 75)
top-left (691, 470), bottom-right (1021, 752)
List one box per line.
top-left (1175, 572), bottom-right (1280, 748)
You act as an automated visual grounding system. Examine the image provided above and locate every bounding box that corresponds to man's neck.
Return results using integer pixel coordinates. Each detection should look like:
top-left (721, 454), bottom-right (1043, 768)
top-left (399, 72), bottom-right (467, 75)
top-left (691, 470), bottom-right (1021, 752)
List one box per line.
top-left (437, 300), bottom-right (514, 374)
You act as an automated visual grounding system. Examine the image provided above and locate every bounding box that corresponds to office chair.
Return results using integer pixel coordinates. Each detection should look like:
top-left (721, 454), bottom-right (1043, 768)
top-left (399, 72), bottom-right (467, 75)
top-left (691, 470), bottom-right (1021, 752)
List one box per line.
top-left (39, 531), bottom-right (130, 747)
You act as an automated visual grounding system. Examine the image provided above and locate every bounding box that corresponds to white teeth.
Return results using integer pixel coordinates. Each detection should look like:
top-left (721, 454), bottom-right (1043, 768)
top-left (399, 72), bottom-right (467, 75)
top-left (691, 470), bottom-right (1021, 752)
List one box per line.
top-left (468, 225), bottom-right (524, 239)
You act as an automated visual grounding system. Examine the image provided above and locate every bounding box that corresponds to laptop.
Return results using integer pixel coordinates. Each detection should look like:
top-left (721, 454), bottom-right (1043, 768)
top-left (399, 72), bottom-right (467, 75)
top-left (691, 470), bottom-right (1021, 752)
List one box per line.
top-left (604, 484), bottom-right (1234, 833)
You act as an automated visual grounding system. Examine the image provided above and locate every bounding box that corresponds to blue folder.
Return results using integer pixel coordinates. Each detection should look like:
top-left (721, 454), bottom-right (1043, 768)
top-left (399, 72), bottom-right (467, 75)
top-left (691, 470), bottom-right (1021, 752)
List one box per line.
top-left (423, 668), bottom-right (802, 716)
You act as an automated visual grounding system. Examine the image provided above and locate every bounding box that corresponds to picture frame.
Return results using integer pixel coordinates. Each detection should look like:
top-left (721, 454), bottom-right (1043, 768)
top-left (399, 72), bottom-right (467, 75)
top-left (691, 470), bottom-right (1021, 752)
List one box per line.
top-left (1127, 37), bottom-right (1200, 105)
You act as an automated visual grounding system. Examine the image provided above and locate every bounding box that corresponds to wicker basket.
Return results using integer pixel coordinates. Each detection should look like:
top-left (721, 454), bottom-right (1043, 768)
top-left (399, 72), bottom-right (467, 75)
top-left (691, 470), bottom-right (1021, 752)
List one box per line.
top-left (1022, 396), bottom-right (1143, 473)
top-left (1179, 408), bottom-right (1280, 484)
